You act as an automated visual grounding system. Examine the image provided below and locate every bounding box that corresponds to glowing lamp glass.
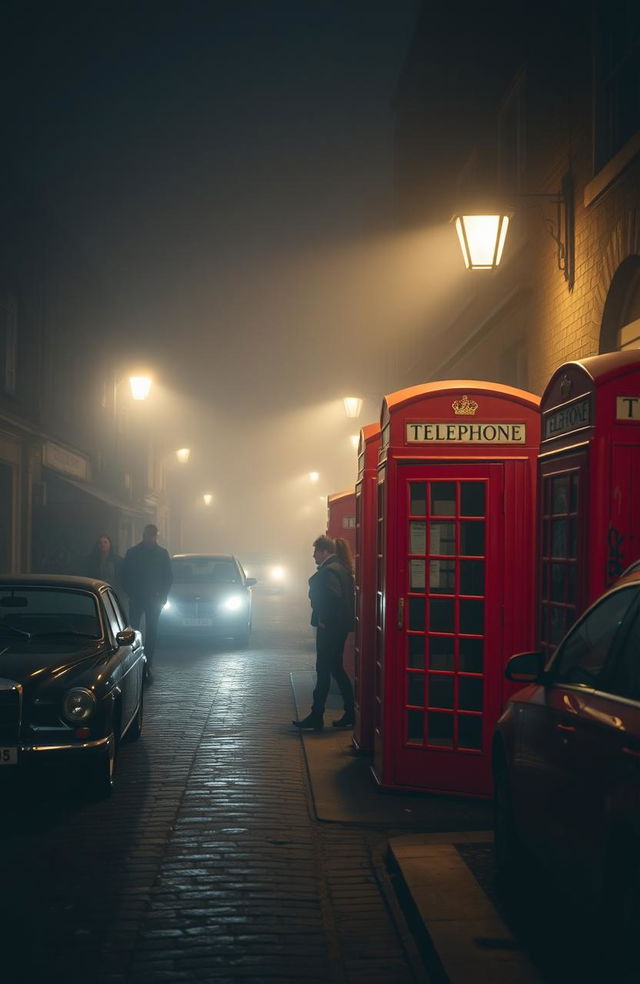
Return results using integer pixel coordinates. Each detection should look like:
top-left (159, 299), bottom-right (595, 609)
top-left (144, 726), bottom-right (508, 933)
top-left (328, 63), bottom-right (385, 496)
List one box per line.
top-left (343, 397), bottom-right (363, 418)
top-left (309, 471), bottom-right (319, 484)
top-left (129, 376), bottom-right (152, 400)
top-left (454, 213), bottom-right (510, 270)
top-left (176, 448), bottom-right (191, 464)
top-left (203, 493), bottom-right (213, 505)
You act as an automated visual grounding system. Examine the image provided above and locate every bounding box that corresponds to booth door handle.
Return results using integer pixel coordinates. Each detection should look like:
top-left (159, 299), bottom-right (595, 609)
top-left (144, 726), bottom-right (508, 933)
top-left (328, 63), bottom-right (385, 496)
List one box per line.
top-left (397, 598), bottom-right (405, 630)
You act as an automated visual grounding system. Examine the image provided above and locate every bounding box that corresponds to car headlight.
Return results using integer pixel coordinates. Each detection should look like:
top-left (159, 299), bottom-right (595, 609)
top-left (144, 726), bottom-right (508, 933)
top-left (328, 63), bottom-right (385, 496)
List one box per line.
top-left (62, 688), bottom-right (97, 724)
top-left (163, 600), bottom-right (172, 611)
top-left (221, 594), bottom-right (244, 612)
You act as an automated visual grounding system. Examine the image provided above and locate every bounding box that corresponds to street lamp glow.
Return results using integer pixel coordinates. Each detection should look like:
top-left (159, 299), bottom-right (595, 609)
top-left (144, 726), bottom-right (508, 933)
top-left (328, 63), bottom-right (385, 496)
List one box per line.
top-left (128, 375), bottom-right (152, 400)
top-left (343, 396), bottom-right (363, 418)
top-left (176, 448), bottom-right (191, 464)
top-left (309, 471), bottom-right (320, 484)
top-left (203, 493), bottom-right (213, 506)
top-left (350, 434), bottom-right (359, 450)
top-left (453, 212), bottom-right (511, 270)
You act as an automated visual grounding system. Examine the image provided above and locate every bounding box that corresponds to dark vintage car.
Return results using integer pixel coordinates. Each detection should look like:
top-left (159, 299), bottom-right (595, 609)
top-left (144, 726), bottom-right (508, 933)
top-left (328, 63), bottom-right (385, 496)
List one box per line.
top-left (493, 567), bottom-right (640, 954)
top-left (0, 575), bottom-right (145, 797)
top-left (159, 554), bottom-right (256, 645)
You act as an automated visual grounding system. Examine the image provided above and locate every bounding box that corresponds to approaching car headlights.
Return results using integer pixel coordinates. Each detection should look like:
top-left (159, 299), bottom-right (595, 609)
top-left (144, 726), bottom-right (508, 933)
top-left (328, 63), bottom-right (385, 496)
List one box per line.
top-left (163, 600), bottom-right (172, 611)
top-left (221, 594), bottom-right (245, 613)
top-left (270, 566), bottom-right (285, 582)
top-left (63, 688), bottom-right (97, 724)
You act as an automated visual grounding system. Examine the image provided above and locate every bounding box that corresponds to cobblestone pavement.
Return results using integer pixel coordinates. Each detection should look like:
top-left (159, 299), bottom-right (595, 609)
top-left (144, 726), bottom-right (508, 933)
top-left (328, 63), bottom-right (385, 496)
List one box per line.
top-left (1, 594), bottom-right (423, 984)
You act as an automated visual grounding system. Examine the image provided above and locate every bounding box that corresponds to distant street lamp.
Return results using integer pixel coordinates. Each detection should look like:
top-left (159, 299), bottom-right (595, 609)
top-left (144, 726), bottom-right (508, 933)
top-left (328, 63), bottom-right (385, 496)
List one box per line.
top-left (203, 493), bottom-right (213, 506)
top-left (453, 211), bottom-right (511, 270)
top-left (343, 396), bottom-right (363, 418)
top-left (176, 448), bottom-right (191, 464)
top-left (128, 375), bottom-right (153, 401)
top-left (350, 434), bottom-right (359, 450)
top-left (309, 471), bottom-right (320, 484)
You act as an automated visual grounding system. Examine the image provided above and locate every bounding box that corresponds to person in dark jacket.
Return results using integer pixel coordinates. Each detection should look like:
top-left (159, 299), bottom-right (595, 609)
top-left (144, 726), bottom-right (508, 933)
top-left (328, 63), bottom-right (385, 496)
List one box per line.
top-left (84, 534), bottom-right (124, 591)
top-left (122, 524), bottom-right (172, 680)
top-left (293, 534), bottom-right (355, 732)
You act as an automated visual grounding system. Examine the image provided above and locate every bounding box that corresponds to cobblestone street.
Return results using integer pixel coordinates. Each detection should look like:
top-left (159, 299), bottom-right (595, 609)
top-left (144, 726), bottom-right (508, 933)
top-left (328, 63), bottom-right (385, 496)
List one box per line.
top-left (1, 593), bottom-right (422, 984)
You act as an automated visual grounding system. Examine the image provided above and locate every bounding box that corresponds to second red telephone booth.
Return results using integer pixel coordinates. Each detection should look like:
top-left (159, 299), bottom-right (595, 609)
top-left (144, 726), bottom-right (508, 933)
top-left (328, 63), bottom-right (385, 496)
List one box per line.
top-left (372, 381), bottom-right (540, 797)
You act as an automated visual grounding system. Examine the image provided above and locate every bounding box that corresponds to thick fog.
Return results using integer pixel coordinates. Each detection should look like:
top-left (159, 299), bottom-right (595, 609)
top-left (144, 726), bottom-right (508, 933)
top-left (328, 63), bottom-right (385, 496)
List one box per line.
top-left (6, 1), bottom-right (471, 578)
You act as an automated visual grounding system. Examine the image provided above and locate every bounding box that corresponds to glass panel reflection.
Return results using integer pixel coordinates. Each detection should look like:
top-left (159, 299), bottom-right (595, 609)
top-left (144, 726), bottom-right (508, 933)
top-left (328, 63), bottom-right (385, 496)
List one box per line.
top-left (460, 521), bottom-right (484, 556)
top-left (409, 597), bottom-right (425, 631)
top-left (459, 637), bottom-right (484, 672)
top-left (458, 715), bottom-right (483, 750)
top-left (407, 709), bottom-right (424, 744)
top-left (460, 560), bottom-right (484, 595)
top-left (410, 560), bottom-right (426, 590)
top-left (429, 636), bottom-right (454, 671)
top-left (428, 675), bottom-right (454, 709)
top-left (551, 563), bottom-right (565, 602)
top-left (570, 473), bottom-right (579, 512)
top-left (429, 560), bottom-right (455, 593)
top-left (461, 483), bottom-right (485, 516)
top-left (430, 598), bottom-right (455, 633)
top-left (410, 483), bottom-right (427, 516)
top-left (552, 476), bottom-right (569, 514)
top-left (459, 676), bottom-right (483, 711)
top-left (408, 634), bottom-right (425, 668)
top-left (552, 519), bottom-right (567, 557)
top-left (410, 521), bottom-right (427, 554)
top-left (408, 674), bottom-right (424, 707)
top-left (427, 711), bottom-right (454, 747)
top-left (430, 521), bottom-right (455, 555)
top-left (430, 483), bottom-right (455, 516)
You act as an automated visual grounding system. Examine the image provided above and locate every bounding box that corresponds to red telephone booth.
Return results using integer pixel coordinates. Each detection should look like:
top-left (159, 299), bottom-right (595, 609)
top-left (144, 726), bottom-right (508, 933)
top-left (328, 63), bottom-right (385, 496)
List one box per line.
top-left (327, 489), bottom-right (356, 679)
top-left (353, 423), bottom-right (381, 753)
top-left (538, 350), bottom-right (640, 656)
top-left (327, 489), bottom-right (356, 554)
top-left (372, 381), bottom-right (540, 797)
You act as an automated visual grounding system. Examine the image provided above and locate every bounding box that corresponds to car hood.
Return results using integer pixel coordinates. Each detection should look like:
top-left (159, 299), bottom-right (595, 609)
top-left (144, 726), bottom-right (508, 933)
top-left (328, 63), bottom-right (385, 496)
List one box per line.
top-left (0, 643), bottom-right (107, 688)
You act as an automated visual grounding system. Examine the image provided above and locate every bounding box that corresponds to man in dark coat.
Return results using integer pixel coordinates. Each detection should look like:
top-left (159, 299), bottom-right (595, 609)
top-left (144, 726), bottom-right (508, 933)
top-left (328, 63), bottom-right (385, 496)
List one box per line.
top-left (293, 534), bottom-right (355, 732)
top-left (122, 524), bottom-right (172, 680)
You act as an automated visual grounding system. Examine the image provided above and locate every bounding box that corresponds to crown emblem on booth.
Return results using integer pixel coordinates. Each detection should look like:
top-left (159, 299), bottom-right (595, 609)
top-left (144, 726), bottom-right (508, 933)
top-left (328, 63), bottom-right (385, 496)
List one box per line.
top-left (452, 395), bottom-right (479, 416)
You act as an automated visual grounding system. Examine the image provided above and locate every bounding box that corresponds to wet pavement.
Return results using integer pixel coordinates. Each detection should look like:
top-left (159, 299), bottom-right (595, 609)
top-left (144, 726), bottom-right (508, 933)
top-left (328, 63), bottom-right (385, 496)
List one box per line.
top-left (0, 592), bottom-right (423, 984)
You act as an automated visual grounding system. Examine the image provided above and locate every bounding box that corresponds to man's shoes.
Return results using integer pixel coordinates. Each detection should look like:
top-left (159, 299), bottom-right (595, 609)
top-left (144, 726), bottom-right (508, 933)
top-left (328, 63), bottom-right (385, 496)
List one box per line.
top-left (332, 713), bottom-right (354, 729)
top-left (292, 713), bottom-right (324, 732)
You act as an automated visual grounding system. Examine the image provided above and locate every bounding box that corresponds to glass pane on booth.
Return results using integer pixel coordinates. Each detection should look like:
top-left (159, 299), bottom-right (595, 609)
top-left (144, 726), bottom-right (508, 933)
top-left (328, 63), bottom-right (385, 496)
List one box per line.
top-left (459, 676), bottom-right (483, 711)
top-left (430, 521), bottom-right (455, 554)
top-left (409, 597), bottom-right (425, 631)
top-left (410, 483), bottom-right (427, 516)
top-left (458, 715), bottom-right (483, 750)
top-left (429, 636), bottom-right (454, 670)
top-left (410, 521), bottom-right (427, 554)
top-left (408, 634), bottom-right (426, 668)
top-left (407, 673), bottom-right (424, 707)
top-left (429, 675), bottom-right (454, 709)
top-left (410, 560), bottom-right (426, 590)
top-left (429, 559), bottom-right (455, 593)
top-left (461, 483), bottom-right (485, 516)
top-left (407, 710), bottom-right (424, 745)
top-left (431, 598), bottom-right (455, 632)
top-left (430, 483), bottom-right (456, 516)
top-left (459, 637), bottom-right (484, 672)
top-left (427, 711), bottom-right (454, 747)
top-left (460, 560), bottom-right (484, 595)
top-left (461, 521), bottom-right (484, 556)
top-left (460, 599), bottom-right (484, 634)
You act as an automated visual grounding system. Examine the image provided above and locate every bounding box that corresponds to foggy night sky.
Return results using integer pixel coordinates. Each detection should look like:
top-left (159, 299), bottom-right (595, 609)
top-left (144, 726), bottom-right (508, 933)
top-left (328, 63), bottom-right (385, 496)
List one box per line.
top-left (5, 1), bottom-right (468, 562)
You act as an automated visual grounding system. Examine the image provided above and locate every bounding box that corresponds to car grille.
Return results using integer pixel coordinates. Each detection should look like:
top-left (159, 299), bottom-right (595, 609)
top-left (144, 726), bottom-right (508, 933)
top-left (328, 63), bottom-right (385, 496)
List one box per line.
top-left (0, 681), bottom-right (21, 743)
top-left (172, 600), bottom-right (217, 617)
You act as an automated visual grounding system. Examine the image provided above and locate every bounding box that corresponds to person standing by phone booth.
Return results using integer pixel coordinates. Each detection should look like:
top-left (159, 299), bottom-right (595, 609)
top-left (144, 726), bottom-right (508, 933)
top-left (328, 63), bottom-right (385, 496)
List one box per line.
top-left (353, 423), bottom-right (381, 753)
top-left (538, 350), bottom-right (640, 659)
top-left (327, 490), bottom-right (356, 680)
top-left (372, 381), bottom-right (540, 798)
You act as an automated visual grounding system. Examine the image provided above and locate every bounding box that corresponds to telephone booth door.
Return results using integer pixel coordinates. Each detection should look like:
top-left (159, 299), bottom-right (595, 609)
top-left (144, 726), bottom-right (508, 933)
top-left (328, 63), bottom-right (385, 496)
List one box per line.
top-left (391, 463), bottom-right (503, 795)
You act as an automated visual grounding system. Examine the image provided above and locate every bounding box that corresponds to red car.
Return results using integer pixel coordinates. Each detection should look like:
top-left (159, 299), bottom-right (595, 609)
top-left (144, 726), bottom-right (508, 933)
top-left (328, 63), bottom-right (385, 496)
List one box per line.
top-left (493, 567), bottom-right (640, 951)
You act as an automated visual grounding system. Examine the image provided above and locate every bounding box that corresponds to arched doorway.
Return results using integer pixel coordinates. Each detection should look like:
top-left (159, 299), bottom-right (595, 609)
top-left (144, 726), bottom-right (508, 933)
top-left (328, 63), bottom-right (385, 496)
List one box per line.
top-left (599, 255), bottom-right (640, 352)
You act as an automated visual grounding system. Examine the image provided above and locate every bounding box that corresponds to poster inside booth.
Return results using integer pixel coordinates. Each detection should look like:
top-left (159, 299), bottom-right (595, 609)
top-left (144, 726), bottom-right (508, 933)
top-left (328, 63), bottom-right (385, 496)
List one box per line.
top-left (538, 350), bottom-right (640, 657)
top-left (372, 381), bottom-right (540, 798)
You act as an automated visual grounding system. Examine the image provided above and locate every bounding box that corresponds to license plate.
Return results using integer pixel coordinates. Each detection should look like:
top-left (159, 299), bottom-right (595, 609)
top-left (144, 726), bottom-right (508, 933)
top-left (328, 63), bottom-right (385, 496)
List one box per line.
top-left (183, 618), bottom-right (213, 627)
top-left (0, 748), bottom-right (17, 765)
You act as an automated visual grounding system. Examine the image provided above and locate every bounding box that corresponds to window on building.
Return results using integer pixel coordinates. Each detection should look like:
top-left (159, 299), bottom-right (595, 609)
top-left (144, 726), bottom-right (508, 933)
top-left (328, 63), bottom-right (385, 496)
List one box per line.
top-left (0, 294), bottom-right (18, 395)
top-left (617, 264), bottom-right (640, 349)
top-left (593, 0), bottom-right (640, 172)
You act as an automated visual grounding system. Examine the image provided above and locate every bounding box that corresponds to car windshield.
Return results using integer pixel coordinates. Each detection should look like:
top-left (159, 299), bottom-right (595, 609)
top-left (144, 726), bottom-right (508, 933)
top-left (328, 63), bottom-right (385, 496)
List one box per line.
top-left (172, 559), bottom-right (239, 584)
top-left (0, 587), bottom-right (102, 643)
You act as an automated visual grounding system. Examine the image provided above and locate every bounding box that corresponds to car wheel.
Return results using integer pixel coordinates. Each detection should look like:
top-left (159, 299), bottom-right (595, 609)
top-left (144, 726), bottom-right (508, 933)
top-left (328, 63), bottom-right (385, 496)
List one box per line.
top-left (493, 757), bottom-right (522, 887)
top-left (126, 690), bottom-right (144, 743)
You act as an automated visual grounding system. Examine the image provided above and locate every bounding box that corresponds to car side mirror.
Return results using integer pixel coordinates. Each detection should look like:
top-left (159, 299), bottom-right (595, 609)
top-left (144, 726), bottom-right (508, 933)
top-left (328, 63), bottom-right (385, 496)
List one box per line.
top-left (116, 628), bottom-right (137, 646)
top-left (246, 578), bottom-right (257, 587)
top-left (505, 650), bottom-right (546, 683)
